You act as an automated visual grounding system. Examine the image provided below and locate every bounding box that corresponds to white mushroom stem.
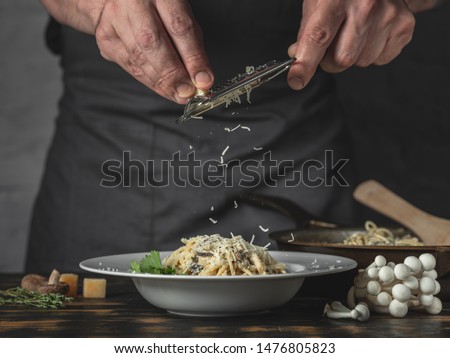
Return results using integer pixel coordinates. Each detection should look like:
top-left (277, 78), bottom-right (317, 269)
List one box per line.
top-left (367, 303), bottom-right (390, 314)
top-left (408, 298), bottom-right (421, 308)
top-left (355, 288), bottom-right (368, 299)
top-left (324, 305), bottom-right (359, 319)
top-left (330, 301), bottom-right (351, 312)
top-left (355, 280), bottom-right (381, 299)
top-left (354, 271), bottom-right (370, 288)
top-left (365, 292), bottom-right (392, 307)
top-left (354, 303), bottom-right (370, 322)
top-left (347, 286), bottom-right (356, 309)
top-left (324, 302), bottom-right (369, 321)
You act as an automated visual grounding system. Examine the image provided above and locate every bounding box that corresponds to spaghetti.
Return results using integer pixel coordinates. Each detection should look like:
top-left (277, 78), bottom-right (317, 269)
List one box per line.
top-left (163, 234), bottom-right (287, 276)
top-left (343, 221), bottom-right (423, 246)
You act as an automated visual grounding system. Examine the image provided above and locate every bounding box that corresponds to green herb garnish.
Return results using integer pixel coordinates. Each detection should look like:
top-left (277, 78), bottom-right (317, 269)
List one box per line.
top-left (0, 287), bottom-right (73, 309)
top-left (130, 250), bottom-right (176, 275)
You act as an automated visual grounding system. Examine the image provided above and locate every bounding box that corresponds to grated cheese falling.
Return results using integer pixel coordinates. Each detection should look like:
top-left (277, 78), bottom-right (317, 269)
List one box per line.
top-left (244, 84), bottom-right (253, 104)
top-left (225, 124), bottom-right (241, 132)
top-left (250, 235), bottom-right (255, 244)
top-left (221, 146), bottom-right (230, 156)
top-left (253, 146), bottom-right (263, 151)
top-left (259, 225), bottom-right (269, 233)
top-left (233, 200), bottom-right (238, 209)
top-left (209, 218), bottom-right (218, 224)
top-left (241, 126), bottom-right (251, 131)
top-left (289, 233), bottom-right (295, 242)
top-left (210, 206), bottom-right (214, 211)
top-left (264, 242), bottom-right (271, 249)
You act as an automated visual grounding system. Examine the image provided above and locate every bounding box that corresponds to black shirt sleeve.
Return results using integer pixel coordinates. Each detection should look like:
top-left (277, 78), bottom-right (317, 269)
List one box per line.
top-left (45, 16), bottom-right (62, 55)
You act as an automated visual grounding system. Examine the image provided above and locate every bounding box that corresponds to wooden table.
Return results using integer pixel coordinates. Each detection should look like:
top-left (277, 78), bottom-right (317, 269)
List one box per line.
top-left (0, 274), bottom-right (449, 338)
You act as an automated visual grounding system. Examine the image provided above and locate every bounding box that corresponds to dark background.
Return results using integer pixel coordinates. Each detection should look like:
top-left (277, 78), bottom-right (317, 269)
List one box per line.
top-left (336, 2), bottom-right (450, 222)
top-left (1, 1), bottom-right (449, 272)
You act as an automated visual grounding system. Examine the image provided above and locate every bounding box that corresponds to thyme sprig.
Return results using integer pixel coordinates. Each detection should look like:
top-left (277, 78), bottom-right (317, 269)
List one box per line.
top-left (0, 287), bottom-right (73, 309)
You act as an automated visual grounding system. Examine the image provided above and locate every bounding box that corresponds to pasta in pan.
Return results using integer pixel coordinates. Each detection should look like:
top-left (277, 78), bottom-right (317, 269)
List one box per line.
top-left (163, 234), bottom-right (287, 276)
top-left (343, 221), bottom-right (423, 246)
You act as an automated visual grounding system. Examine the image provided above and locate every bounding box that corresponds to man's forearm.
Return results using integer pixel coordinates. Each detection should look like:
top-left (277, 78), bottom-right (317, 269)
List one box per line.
top-left (405, 0), bottom-right (446, 13)
top-left (40, 0), bottom-right (105, 34)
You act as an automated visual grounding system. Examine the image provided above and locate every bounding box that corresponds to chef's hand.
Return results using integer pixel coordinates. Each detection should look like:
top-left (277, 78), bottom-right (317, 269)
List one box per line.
top-left (287, 0), bottom-right (420, 90)
top-left (95, 0), bottom-right (213, 103)
top-left (41, 0), bottom-right (213, 103)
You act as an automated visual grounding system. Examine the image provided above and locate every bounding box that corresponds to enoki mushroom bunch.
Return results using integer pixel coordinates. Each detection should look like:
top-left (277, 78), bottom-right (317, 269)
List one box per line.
top-left (325, 254), bottom-right (442, 321)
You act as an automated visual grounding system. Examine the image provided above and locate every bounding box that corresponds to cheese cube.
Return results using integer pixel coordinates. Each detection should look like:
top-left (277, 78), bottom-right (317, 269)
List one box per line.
top-left (60, 273), bottom-right (79, 297)
top-left (83, 278), bottom-right (107, 298)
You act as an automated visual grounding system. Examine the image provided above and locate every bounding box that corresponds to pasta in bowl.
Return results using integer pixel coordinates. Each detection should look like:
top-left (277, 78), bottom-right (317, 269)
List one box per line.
top-left (163, 234), bottom-right (287, 276)
top-left (80, 234), bottom-right (356, 316)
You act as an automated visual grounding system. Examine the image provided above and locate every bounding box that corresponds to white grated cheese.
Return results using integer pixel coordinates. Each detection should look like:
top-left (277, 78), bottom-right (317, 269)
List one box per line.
top-left (228, 124), bottom-right (241, 132)
top-left (264, 242), bottom-right (271, 249)
top-left (210, 206), bottom-right (214, 211)
top-left (209, 218), bottom-right (218, 224)
top-left (244, 84), bottom-right (253, 104)
top-left (253, 146), bottom-right (263, 151)
top-left (246, 66), bottom-right (255, 74)
top-left (259, 225), bottom-right (269, 232)
top-left (289, 233), bottom-right (295, 242)
top-left (241, 126), bottom-right (251, 131)
top-left (221, 146), bottom-right (230, 156)
top-left (250, 235), bottom-right (255, 245)
top-left (230, 232), bottom-right (234, 237)
top-left (233, 200), bottom-right (238, 209)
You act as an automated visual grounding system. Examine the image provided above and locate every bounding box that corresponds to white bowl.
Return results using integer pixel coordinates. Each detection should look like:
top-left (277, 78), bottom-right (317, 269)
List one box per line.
top-left (80, 251), bottom-right (356, 316)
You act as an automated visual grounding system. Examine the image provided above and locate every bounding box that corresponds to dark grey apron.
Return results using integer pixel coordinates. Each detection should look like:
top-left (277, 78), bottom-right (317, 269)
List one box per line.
top-left (26, 0), bottom-right (356, 272)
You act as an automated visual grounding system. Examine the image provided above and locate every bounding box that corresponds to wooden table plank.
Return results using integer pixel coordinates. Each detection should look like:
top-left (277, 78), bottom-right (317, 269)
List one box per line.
top-left (1, 275), bottom-right (449, 338)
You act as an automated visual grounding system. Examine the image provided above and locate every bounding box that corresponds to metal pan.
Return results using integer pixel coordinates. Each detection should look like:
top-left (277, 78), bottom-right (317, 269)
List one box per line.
top-left (239, 194), bottom-right (450, 299)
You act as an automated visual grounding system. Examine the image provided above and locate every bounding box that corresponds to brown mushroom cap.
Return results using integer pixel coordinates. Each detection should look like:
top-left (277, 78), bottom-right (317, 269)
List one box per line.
top-left (21, 269), bottom-right (69, 295)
